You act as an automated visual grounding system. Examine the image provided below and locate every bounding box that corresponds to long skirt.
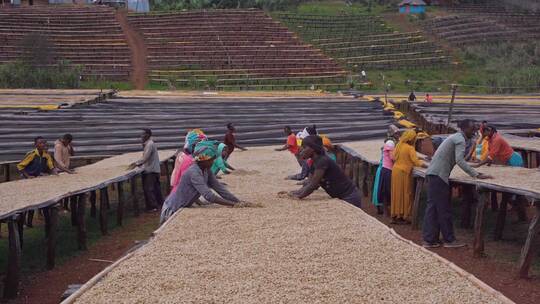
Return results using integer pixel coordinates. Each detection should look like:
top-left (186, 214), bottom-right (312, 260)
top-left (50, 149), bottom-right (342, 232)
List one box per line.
top-left (371, 161), bottom-right (383, 207)
top-left (378, 167), bottom-right (392, 207)
top-left (391, 167), bottom-right (413, 220)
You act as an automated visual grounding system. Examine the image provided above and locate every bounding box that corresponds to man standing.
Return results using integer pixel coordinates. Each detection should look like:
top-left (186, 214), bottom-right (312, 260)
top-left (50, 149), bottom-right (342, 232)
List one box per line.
top-left (223, 123), bottom-right (247, 159)
top-left (422, 119), bottom-right (491, 248)
top-left (17, 136), bottom-right (56, 178)
top-left (54, 133), bottom-right (75, 174)
top-left (130, 129), bottom-right (163, 212)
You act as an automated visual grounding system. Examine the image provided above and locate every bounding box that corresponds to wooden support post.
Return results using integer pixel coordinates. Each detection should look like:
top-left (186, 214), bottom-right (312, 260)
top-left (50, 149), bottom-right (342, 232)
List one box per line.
top-left (360, 162), bottom-right (368, 198)
top-left (3, 216), bottom-right (22, 299)
top-left (99, 188), bottom-right (108, 235)
top-left (46, 206), bottom-right (59, 270)
top-left (517, 203), bottom-right (540, 278)
top-left (447, 84), bottom-right (457, 127)
top-left (43, 207), bottom-right (51, 238)
top-left (494, 195), bottom-right (508, 241)
top-left (4, 163), bottom-right (11, 182)
top-left (490, 191), bottom-right (499, 212)
top-left (70, 196), bottom-right (79, 226)
top-left (26, 210), bottom-right (34, 228)
top-left (90, 190), bottom-right (97, 218)
top-left (411, 177), bottom-right (425, 230)
top-left (117, 181), bottom-right (124, 226)
top-left (473, 188), bottom-right (489, 258)
top-left (105, 186), bottom-right (111, 210)
top-left (164, 160), bottom-right (171, 194)
top-left (16, 213), bottom-right (24, 248)
top-left (131, 176), bottom-right (140, 217)
top-left (77, 194), bottom-right (88, 250)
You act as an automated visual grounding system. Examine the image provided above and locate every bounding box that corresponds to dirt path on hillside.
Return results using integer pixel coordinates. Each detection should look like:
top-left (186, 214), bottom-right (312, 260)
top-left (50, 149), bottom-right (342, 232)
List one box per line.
top-left (115, 10), bottom-right (147, 90)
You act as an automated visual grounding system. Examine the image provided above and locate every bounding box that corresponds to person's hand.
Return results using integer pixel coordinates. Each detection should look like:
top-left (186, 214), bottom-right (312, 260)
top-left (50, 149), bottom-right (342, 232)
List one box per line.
top-left (67, 169), bottom-right (75, 174)
top-left (421, 163), bottom-right (428, 169)
top-left (277, 191), bottom-right (288, 198)
top-left (476, 173), bottom-right (492, 179)
top-left (127, 163), bottom-right (137, 170)
top-left (287, 191), bottom-right (301, 200)
top-left (27, 175), bottom-right (35, 179)
top-left (241, 147), bottom-right (248, 151)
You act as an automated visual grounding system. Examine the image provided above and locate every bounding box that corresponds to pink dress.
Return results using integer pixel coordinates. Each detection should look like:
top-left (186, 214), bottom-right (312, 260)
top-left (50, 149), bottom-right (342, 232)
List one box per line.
top-left (170, 152), bottom-right (194, 193)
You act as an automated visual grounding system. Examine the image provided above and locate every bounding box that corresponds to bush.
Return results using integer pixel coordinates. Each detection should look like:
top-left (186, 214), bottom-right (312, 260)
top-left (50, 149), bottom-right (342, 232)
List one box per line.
top-left (0, 61), bottom-right (81, 89)
top-left (150, 0), bottom-right (306, 11)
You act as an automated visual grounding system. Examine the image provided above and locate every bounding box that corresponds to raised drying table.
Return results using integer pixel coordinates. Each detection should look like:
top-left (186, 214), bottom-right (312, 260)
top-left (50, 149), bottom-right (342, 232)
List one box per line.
top-left (338, 140), bottom-right (540, 278)
top-left (65, 147), bottom-right (512, 304)
top-left (0, 149), bottom-right (176, 299)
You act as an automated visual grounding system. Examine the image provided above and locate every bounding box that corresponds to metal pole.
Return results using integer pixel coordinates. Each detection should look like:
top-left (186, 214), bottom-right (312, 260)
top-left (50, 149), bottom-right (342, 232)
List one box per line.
top-left (447, 84), bottom-right (457, 127)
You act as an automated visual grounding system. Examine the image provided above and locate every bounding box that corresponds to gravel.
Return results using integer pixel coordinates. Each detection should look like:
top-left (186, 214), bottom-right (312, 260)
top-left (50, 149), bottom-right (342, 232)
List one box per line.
top-left (74, 146), bottom-right (509, 304)
top-left (0, 150), bottom-right (175, 217)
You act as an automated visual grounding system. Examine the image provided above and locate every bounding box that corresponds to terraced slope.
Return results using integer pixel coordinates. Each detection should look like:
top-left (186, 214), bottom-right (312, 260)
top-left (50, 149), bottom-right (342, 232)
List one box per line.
top-left (275, 13), bottom-right (449, 71)
top-left (128, 10), bottom-right (348, 90)
top-left (0, 5), bottom-right (132, 81)
top-left (424, 5), bottom-right (540, 45)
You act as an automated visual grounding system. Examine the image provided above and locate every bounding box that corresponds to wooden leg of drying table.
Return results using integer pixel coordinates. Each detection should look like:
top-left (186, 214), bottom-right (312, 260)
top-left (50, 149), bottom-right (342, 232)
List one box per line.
top-left (473, 188), bottom-right (489, 258)
top-left (3, 215), bottom-right (22, 299)
top-left (77, 194), bottom-right (88, 250)
top-left (99, 188), bottom-right (109, 236)
top-left (411, 177), bottom-right (425, 230)
top-left (117, 181), bottom-right (124, 226)
top-left (131, 176), bottom-right (140, 217)
top-left (46, 206), bottom-right (58, 270)
top-left (517, 202), bottom-right (540, 278)
top-left (90, 190), bottom-right (97, 218)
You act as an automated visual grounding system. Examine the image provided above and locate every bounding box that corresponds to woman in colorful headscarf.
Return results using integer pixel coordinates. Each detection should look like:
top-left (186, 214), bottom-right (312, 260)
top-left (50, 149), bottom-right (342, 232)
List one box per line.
top-left (390, 129), bottom-right (427, 224)
top-left (160, 140), bottom-right (241, 224)
top-left (170, 129), bottom-right (207, 193)
top-left (372, 125), bottom-right (400, 215)
top-left (211, 143), bottom-right (235, 175)
top-left (320, 134), bottom-right (336, 162)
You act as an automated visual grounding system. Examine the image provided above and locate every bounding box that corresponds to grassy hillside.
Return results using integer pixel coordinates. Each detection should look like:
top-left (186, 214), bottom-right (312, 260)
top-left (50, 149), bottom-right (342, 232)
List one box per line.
top-left (275, 1), bottom-right (540, 94)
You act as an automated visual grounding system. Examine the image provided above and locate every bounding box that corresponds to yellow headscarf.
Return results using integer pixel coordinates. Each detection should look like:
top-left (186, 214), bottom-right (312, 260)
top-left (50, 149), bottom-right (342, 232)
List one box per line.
top-left (393, 129), bottom-right (417, 161)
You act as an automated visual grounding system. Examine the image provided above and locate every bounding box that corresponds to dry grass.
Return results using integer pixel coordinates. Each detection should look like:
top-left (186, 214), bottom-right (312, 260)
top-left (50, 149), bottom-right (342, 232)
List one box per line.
top-left (74, 147), bottom-right (507, 304)
top-left (0, 150), bottom-right (175, 217)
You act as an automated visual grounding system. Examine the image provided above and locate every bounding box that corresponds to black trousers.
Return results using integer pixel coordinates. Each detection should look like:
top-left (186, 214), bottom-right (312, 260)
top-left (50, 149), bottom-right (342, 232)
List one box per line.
top-left (422, 175), bottom-right (456, 244)
top-left (142, 172), bottom-right (164, 210)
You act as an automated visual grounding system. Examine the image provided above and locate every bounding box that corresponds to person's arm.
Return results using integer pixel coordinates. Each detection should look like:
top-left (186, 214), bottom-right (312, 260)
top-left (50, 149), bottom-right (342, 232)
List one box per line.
top-left (170, 154), bottom-right (184, 187)
top-left (130, 142), bottom-right (152, 168)
top-left (409, 146), bottom-right (427, 168)
top-left (454, 138), bottom-right (483, 177)
top-left (275, 144), bottom-right (289, 151)
top-left (225, 163), bottom-right (235, 171)
top-left (190, 170), bottom-right (237, 206)
top-left (17, 153), bottom-right (35, 178)
top-left (208, 172), bottom-right (240, 203)
top-left (46, 154), bottom-right (59, 175)
top-left (68, 144), bottom-right (75, 156)
top-left (290, 168), bottom-right (324, 199)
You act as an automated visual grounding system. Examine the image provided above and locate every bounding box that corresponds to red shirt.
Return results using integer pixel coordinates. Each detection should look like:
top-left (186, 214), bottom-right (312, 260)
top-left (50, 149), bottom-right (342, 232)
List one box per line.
top-left (287, 134), bottom-right (299, 155)
top-left (488, 133), bottom-right (514, 164)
